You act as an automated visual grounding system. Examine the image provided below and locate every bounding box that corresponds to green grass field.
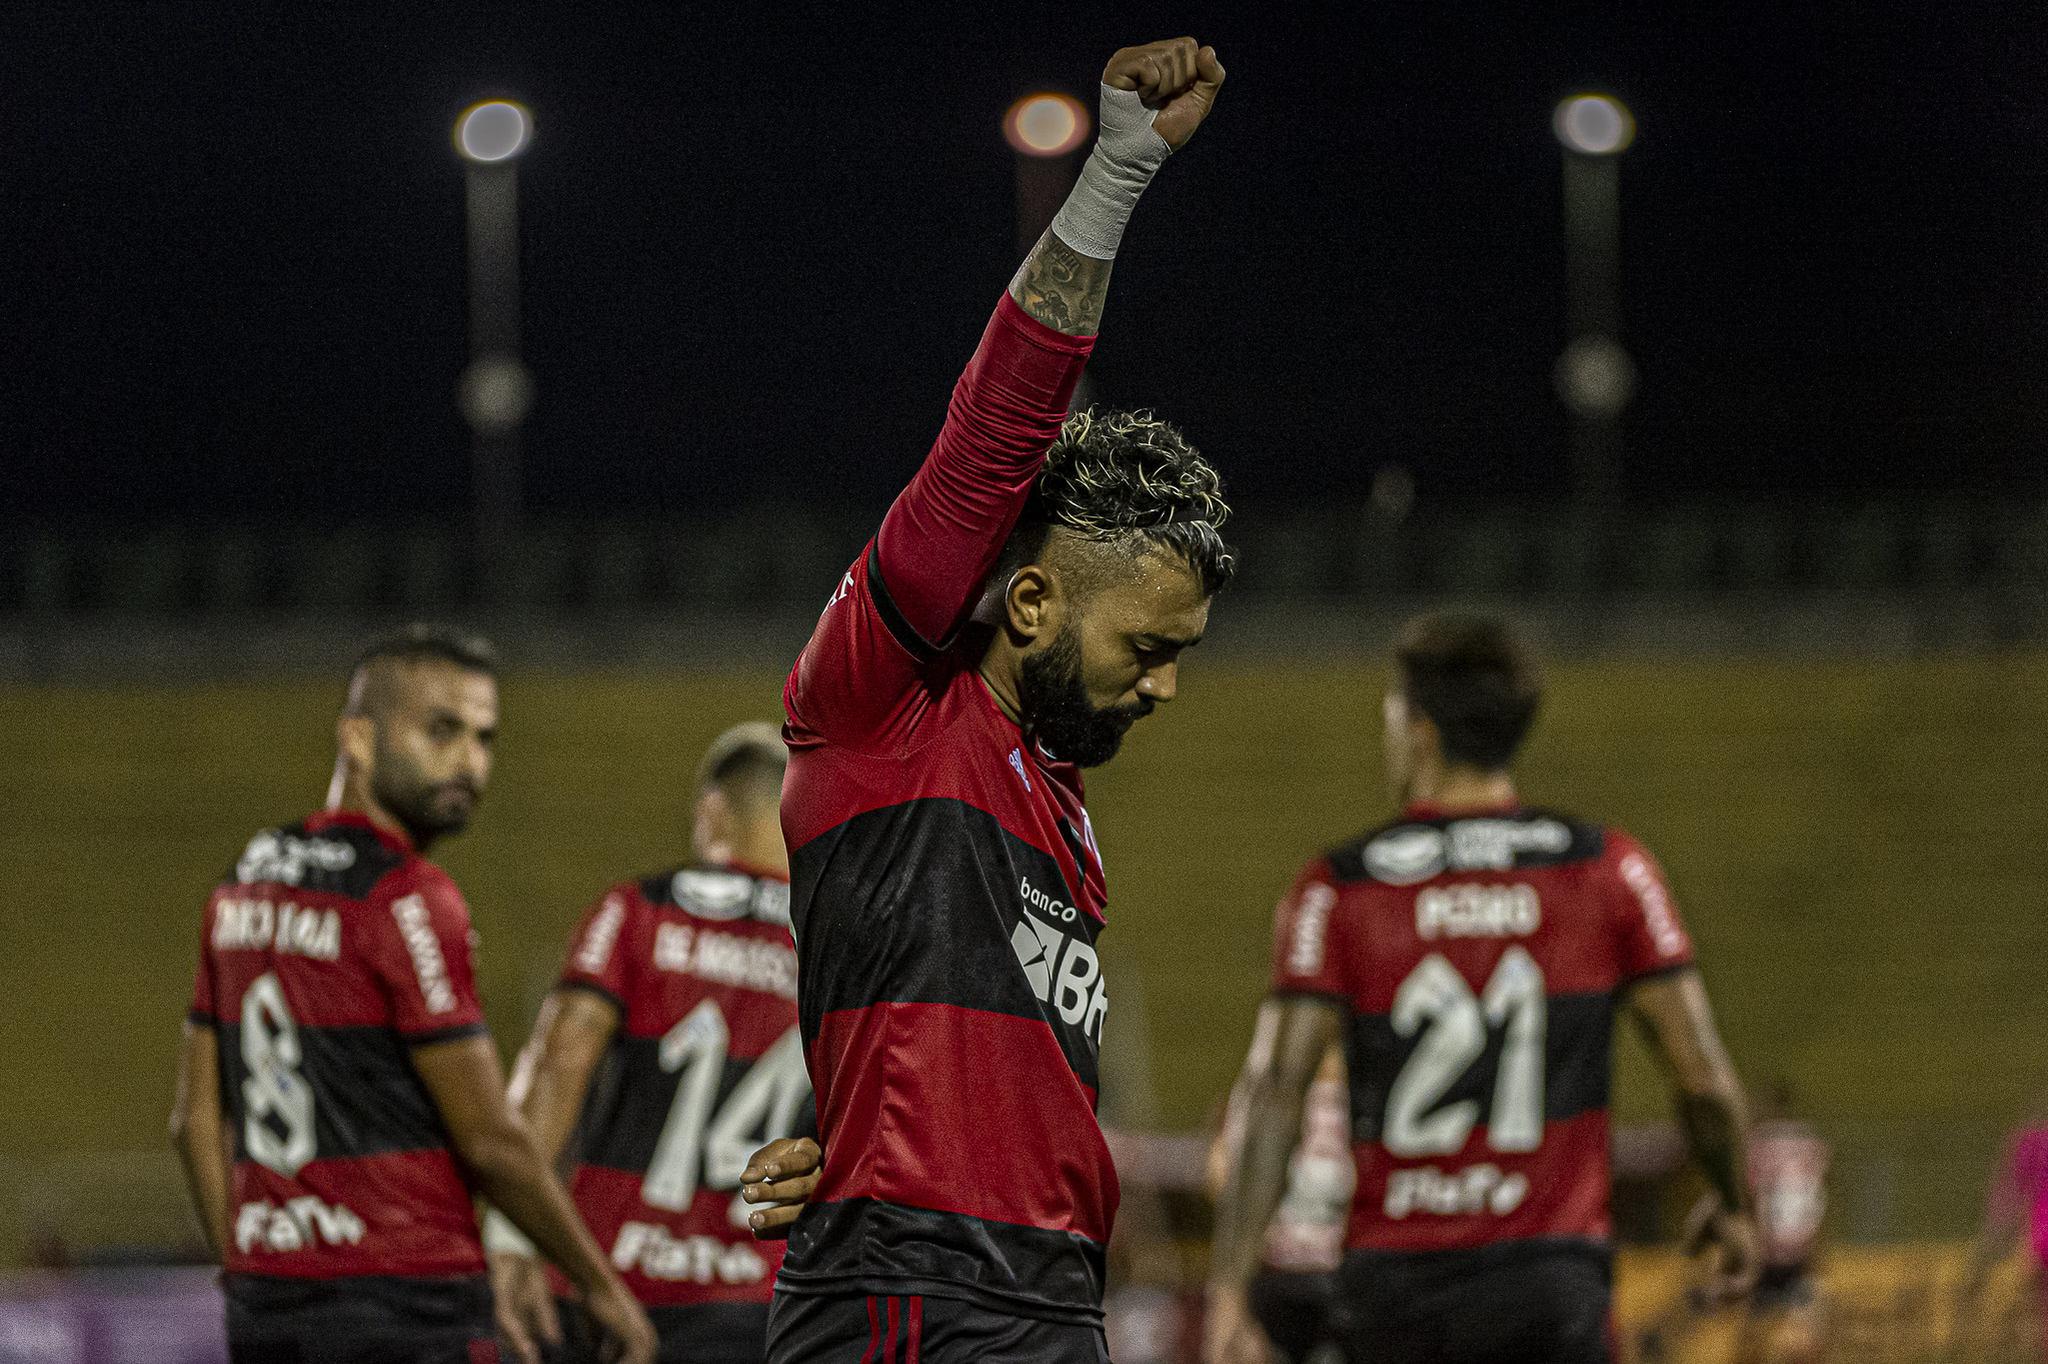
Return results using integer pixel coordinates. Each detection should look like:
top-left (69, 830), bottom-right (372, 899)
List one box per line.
top-left (2, 651), bottom-right (2043, 1250)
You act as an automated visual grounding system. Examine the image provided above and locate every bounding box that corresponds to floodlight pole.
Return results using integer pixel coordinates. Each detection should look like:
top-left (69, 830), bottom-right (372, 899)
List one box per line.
top-left (1554, 96), bottom-right (1635, 513)
top-left (465, 161), bottom-right (525, 562)
top-left (1561, 150), bottom-right (1624, 510)
top-left (454, 102), bottom-right (534, 594)
top-left (1007, 94), bottom-right (1091, 409)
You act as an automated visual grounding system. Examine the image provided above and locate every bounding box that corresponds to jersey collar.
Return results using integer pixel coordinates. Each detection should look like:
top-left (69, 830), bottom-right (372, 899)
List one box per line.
top-left (1401, 799), bottom-right (1524, 823)
top-left (306, 807), bottom-right (415, 855)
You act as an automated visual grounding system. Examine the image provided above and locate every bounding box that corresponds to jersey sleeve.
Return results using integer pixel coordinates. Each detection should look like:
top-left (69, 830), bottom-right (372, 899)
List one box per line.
top-left (784, 293), bottom-right (1094, 747)
top-left (1604, 830), bottom-right (1696, 982)
top-left (370, 867), bottom-right (489, 1042)
top-left (1269, 859), bottom-right (1352, 1003)
top-left (556, 885), bottom-right (640, 1010)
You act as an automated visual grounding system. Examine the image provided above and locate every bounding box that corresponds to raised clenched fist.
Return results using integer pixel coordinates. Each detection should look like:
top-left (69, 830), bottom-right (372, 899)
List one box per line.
top-left (1103, 37), bottom-right (1225, 150)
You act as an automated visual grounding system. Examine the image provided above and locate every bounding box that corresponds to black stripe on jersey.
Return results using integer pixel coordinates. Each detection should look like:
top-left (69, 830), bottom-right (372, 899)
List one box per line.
top-left (573, 1038), bottom-right (815, 1178)
top-left (558, 978), bottom-right (628, 1014)
top-left (1344, 990), bottom-right (1615, 1142)
top-left (226, 820), bottom-right (407, 901)
top-left (777, 1197), bottom-right (1106, 1324)
top-left (1621, 960), bottom-right (1696, 989)
top-left (791, 798), bottom-right (1105, 1091)
top-left (217, 1022), bottom-right (453, 1161)
top-left (866, 542), bottom-right (943, 662)
top-left (575, 1039), bottom-right (744, 1175)
top-left (1325, 810), bottom-right (1605, 886)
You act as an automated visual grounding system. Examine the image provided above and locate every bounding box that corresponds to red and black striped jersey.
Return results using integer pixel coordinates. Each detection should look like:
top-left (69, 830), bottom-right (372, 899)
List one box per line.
top-left (779, 294), bottom-right (1112, 1323)
top-left (1269, 805), bottom-right (1695, 1257)
top-left (549, 862), bottom-right (808, 1313)
top-left (186, 810), bottom-right (488, 1280)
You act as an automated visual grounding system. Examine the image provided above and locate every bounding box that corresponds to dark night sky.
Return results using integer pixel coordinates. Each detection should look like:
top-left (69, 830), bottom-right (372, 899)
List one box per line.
top-left (7, 4), bottom-right (2046, 530)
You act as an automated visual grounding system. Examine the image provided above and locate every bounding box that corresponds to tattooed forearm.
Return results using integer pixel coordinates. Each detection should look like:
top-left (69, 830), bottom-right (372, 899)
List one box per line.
top-left (1679, 1092), bottom-right (1750, 1212)
top-left (1008, 229), bottom-right (1114, 335)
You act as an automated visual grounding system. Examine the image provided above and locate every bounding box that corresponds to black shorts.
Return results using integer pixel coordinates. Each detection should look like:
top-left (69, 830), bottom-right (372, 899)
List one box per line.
top-left (765, 1291), bottom-right (1109, 1364)
top-left (1249, 1270), bottom-right (1339, 1364)
top-left (1751, 1264), bottom-right (1819, 1313)
top-left (1334, 1243), bottom-right (1613, 1364)
top-left (224, 1273), bottom-right (498, 1364)
top-left (545, 1299), bottom-right (771, 1364)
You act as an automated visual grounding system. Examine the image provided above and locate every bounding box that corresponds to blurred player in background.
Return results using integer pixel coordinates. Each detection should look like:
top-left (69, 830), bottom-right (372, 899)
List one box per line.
top-left (1207, 1039), bottom-right (1353, 1364)
top-left (1206, 613), bottom-right (1759, 1364)
top-left (1732, 1082), bottom-right (1831, 1364)
top-left (488, 722), bottom-right (809, 1364)
top-left (1640, 1081), bottom-right (1833, 1364)
top-left (1956, 1110), bottom-right (2048, 1360)
top-left (170, 626), bottom-right (654, 1364)
top-left (764, 36), bottom-right (1228, 1364)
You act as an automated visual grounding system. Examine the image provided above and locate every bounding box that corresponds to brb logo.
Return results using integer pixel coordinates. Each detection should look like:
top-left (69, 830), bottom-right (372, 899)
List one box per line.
top-left (1010, 876), bottom-right (1108, 1045)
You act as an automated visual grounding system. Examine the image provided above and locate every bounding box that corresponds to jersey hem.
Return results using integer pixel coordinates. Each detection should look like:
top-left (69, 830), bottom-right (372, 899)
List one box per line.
top-left (555, 978), bottom-right (627, 1013)
top-left (400, 1019), bottom-right (490, 1047)
top-left (1268, 986), bottom-right (1348, 1005)
top-left (1617, 959), bottom-right (1696, 988)
top-left (1341, 1234), bottom-right (1612, 1266)
top-left (771, 1270), bottom-right (1103, 1326)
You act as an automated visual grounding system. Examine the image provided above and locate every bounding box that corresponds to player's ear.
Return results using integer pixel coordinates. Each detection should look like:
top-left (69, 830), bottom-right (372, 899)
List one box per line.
top-left (693, 787), bottom-right (733, 863)
top-left (336, 712), bottom-right (376, 772)
top-left (1407, 708), bottom-right (1443, 765)
top-left (1003, 563), bottom-right (1059, 642)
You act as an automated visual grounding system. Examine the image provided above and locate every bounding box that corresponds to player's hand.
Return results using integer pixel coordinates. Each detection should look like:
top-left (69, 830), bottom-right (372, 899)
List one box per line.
top-left (582, 1279), bottom-right (657, 1364)
top-left (1201, 1284), bottom-right (1275, 1364)
top-left (1103, 38), bottom-right (1224, 150)
top-left (490, 1250), bottom-right (561, 1364)
top-left (1686, 1203), bottom-right (1763, 1304)
top-left (741, 1136), bottom-right (823, 1240)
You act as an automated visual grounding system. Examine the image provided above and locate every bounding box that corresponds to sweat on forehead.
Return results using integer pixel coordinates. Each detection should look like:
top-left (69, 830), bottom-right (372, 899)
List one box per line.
top-left (1039, 526), bottom-right (1202, 598)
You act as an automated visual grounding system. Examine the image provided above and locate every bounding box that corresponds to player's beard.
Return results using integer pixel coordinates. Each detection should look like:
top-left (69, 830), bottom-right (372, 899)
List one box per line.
top-left (1020, 620), bottom-right (1153, 769)
top-left (369, 737), bottom-right (479, 850)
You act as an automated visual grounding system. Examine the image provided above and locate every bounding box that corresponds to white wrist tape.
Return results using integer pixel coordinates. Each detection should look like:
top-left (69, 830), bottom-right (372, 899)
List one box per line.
top-left (481, 1206), bottom-right (538, 1257)
top-left (1050, 84), bottom-right (1174, 261)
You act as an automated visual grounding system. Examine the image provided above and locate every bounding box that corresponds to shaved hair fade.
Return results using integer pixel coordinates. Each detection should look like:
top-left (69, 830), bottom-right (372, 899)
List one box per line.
top-left (695, 721), bottom-right (788, 812)
top-left (343, 624), bottom-right (500, 716)
top-left (1393, 613), bottom-right (1543, 771)
top-left (994, 406), bottom-right (1237, 598)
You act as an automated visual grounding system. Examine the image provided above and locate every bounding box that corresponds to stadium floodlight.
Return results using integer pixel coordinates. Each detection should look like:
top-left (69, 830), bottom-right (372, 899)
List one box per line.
top-left (455, 100), bottom-right (532, 163)
top-left (1552, 94), bottom-right (1633, 156)
top-left (1004, 93), bottom-right (1090, 158)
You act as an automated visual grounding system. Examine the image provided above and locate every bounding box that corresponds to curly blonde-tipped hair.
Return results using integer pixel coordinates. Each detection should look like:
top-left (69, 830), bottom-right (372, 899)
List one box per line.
top-left (1009, 406), bottom-right (1237, 595)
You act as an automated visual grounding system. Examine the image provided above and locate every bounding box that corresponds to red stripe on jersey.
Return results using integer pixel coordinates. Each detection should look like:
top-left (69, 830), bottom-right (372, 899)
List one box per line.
top-left (809, 1002), bottom-right (1116, 1242)
top-left (559, 1166), bottom-right (783, 1307)
top-left (227, 1148), bottom-right (482, 1278)
top-left (1346, 1109), bottom-right (1612, 1253)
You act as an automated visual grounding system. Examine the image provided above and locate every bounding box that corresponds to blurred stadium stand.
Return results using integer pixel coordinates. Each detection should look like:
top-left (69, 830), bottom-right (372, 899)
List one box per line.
top-left (4, 497), bottom-right (2045, 678)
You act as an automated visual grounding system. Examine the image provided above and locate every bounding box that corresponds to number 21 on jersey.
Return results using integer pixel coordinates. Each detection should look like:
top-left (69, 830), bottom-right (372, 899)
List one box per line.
top-left (1384, 947), bottom-right (1546, 1158)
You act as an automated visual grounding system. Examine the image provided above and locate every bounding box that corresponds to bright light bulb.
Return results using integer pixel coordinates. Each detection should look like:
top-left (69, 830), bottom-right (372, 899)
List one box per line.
top-left (1553, 95), bottom-right (1633, 156)
top-left (456, 101), bottom-right (532, 163)
top-left (1004, 93), bottom-right (1090, 158)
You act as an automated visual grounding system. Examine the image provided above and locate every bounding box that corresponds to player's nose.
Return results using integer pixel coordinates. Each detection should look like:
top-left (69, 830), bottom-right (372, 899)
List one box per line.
top-left (1136, 662), bottom-right (1177, 705)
